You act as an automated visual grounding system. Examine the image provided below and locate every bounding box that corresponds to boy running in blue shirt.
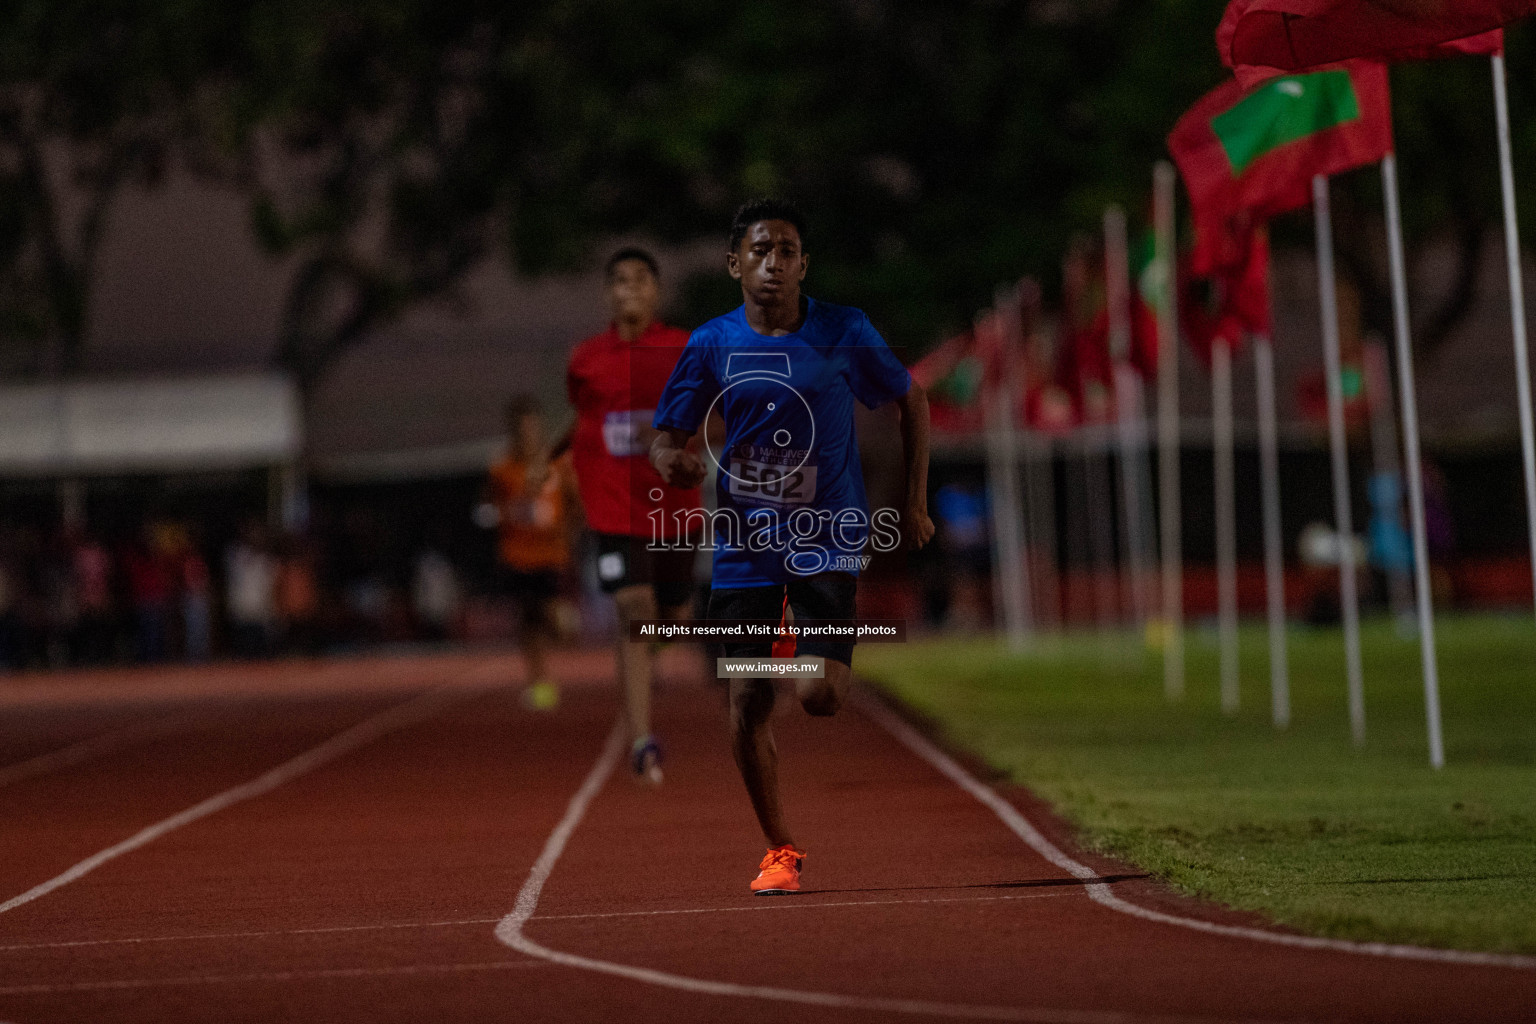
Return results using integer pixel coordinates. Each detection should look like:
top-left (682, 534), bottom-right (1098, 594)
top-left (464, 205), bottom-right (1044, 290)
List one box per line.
top-left (650, 198), bottom-right (933, 893)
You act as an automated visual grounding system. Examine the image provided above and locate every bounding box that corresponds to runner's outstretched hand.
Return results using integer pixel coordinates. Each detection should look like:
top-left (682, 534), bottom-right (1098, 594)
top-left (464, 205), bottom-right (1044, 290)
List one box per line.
top-left (905, 503), bottom-right (935, 551)
top-left (655, 447), bottom-right (707, 489)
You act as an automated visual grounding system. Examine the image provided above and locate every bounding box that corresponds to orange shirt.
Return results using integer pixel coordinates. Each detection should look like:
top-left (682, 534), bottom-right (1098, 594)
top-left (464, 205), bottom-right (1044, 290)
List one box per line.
top-left (275, 558), bottom-right (319, 619)
top-left (489, 452), bottom-right (575, 571)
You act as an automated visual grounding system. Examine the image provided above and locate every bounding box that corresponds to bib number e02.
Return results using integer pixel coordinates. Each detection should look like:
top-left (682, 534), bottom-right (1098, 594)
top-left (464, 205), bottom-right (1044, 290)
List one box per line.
top-left (728, 458), bottom-right (816, 504)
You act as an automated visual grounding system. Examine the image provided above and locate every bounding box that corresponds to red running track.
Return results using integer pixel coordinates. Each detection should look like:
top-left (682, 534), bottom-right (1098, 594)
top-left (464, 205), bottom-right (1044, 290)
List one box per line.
top-left (0, 650), bottom-right (1531, 1023)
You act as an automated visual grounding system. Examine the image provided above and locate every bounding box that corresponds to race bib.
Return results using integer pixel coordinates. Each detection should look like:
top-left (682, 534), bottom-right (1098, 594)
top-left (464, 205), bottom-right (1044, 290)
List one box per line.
top-left (727, 456), bottom-right (817, 505)
top-left (602, 410), bottom-right (653, 457)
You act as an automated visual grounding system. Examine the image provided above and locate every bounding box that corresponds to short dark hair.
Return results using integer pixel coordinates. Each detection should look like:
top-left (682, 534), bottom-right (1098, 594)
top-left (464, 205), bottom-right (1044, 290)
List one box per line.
top-left (505, 394), bottom-right (542, 424)
top-left (605, 246), bottom-right (659, 279)
top-left (728, 198), bottom-right (808, 252)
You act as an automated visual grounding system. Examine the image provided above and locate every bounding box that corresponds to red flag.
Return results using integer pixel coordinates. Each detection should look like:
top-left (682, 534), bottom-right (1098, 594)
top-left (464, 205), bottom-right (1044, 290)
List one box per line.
top-left (1219, 0), bottom-right (1528, 79)
top-left (1057, 312), bottom-right (1114, 423)
top-left (1168, 62), bottom-right (1391, 273)
top-left (1056, 242), bottom-right (1116, 424)
top-left (1181, 228), bottom-right (1272, 368)
top-left (1025, 381), bottom-right (1079, 435)
top-left (913, 330), bottom-right (987, 434)
top-left (1129, 228), bottom-right (1164, 378)
top-left (1228, 30), bottom-right (1501, 87)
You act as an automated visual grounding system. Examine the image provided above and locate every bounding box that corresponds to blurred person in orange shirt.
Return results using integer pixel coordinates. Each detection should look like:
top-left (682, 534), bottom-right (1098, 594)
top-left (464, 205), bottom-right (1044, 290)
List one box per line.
top-left (485, 395), bottom-right (581, 708)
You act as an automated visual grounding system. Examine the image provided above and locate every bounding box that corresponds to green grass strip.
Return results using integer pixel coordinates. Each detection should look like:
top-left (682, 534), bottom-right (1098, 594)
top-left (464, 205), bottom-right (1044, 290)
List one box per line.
top-left (858, 614), bottom-right (1536, 954)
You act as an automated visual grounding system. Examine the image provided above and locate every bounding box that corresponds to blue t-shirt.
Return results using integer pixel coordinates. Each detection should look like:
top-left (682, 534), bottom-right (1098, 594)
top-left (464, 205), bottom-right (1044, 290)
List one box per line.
top-left (653, 298), bottom-right (911, 587)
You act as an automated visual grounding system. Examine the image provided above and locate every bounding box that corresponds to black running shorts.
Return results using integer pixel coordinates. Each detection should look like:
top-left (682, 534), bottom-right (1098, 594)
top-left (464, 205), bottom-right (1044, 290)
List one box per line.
top-left (593, 532), bottom-right (697, 609)
top-left (706, 571), bottom-right (858, 667)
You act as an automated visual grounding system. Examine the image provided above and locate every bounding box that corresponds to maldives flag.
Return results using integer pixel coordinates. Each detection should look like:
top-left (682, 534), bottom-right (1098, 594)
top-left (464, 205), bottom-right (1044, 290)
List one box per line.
top-left (1129, 228), bottom-right (1165, 378)
top-left (1226, 28), bottom-right (1501, 88)
top-left (1218, 0), bottom-right (1530, 80)
top-left (1181, 227), bottom-right (1272, 367)
top-left (1169, 62), bottom-right (1391, 273)
top-left (1056, 246), bottom-right (1115, 424)
top-left (1061, 243), bottom-right (1160, 395)
top-left (912, 329), bottom-right (988, 434)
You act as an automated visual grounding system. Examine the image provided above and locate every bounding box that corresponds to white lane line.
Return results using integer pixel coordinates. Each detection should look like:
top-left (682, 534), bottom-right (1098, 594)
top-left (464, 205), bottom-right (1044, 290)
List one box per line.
top-left (535, 889), bottom-right (1074, 922)
top-left (0, 917), bottom-right (502, 952)
top-left (859, 696), bottom-right (1536, 972)
top-left (494, 723), bottom-right (1294, 1024)
top-left (0, 718), bottom-right (176, 790)
top-left (0, 959), bottom-right (543, 996)
top-left (0, 892), bottom-right (1071, 954)
top-left (0, 684), bottom-right (476, 917)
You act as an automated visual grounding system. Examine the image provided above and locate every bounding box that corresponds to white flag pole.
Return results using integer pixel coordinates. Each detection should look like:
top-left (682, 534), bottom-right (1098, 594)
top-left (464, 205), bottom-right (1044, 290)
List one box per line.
top-left (1154, 161), bottom-right (1185, 699)
top-left (996, 284), bottom-right (1037, 649)
top-left (983, 315), bottom-right (1032, 652)
top-left (1313, 174), bottom-right (1367, 746)
top-left (1023, 430), bottom-right (1061, 631)
top-left (1212, 337), bottom-right (1240, 714)
top-left (1491, 53), bottom-right (1536, 623)
top-left (1253, 334), bottom-right (1291, 729)
top-left (1015, 281), bottom-right (1062, 632)
top-left (1381, 153), bottom-right (1445, 769)
top-left (1117, 366), bottom-right (1153, 628)
top-left (1105, 206), bottom-right (1150, 630)
top-left (1084, 423), bottom-right (1121, 637)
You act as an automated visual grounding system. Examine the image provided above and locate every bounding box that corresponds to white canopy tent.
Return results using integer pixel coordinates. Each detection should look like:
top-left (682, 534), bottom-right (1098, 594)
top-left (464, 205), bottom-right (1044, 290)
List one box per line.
top-left (0, 373), bottom-right (303, 527)
top-left (0, 374), bottom-right (302, 476)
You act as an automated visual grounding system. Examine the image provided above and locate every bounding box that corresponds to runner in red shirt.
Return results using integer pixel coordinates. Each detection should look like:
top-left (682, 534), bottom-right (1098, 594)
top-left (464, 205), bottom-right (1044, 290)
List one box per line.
top-left (567, 248), bottom-right (703, 784)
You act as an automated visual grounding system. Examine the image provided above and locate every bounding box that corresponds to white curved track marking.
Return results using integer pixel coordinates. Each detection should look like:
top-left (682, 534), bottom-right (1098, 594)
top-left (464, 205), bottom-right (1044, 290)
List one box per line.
top-left (495, 723), bottom-right (1296, 1024)
top-left (0, 917), bottom-right (503, 952)
top-left (534, 888), bottom-right (1072, 921)
top-left (859, 696), bottom-right (1536, 971)
top-left (0, 684), bottom-right (475, 917)
top-left (0, 718), bottom-right (175, 790)
top-left (0, 892), bottom-right (1069, 955)
top-left (0, 959), bottom-right (543, 996)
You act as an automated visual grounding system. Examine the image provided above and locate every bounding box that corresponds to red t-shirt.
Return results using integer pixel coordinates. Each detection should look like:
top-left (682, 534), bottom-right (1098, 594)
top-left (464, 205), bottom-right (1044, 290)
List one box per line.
top-left (567, 321), bottom-right (701, 536)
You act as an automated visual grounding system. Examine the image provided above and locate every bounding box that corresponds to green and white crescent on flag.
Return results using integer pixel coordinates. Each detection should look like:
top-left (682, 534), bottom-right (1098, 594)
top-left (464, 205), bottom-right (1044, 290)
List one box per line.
top-left (1211, 70), bottom-right (1363, 174)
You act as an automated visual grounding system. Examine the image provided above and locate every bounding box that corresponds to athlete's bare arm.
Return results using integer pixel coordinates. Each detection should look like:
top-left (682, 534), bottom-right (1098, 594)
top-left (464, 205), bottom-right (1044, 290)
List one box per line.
top-left (650, 427), bottom-right (708, 489)
top-left (895, 381), bottom-right (935, 551)
top-left (548, 421), bottom-right (575, 459)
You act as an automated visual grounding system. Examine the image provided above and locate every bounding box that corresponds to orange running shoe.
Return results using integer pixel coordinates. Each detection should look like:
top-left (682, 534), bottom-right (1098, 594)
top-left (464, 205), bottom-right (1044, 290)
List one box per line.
top-left (750, 845), bottom-right (805, 894)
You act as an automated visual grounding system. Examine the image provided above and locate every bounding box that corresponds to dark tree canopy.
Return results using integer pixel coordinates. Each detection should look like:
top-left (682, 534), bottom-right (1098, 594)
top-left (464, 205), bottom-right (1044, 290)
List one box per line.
top-left (1, 0), bottom-right (1531, 384)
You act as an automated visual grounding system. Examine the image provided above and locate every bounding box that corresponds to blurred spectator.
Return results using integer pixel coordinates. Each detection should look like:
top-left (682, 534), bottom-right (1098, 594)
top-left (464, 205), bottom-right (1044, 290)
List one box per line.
top-left (1298, 521), bottom-right (1368, 626)
top-left (927, 482), bottom-right (991, 630)
top-left (1422, 459), bottom-right (1456, 562)
top-left (72, 530), bottom-right (116, 665)
top-left (123, 523), bottom-right (175, 663)
top-left (1422, 458), bottom-right (1457, 606)
top-left (412, 545), bottom-right (462, 642)
top-left (169, 526), bottom-right (213, 662)
top-left (275, 534), bottom-right (322, 655)
top-left (10, 526), bottom-right (50, 669)
top-left (226, 522), bottom-right (277, 658)
top-left (343, 574), bottom-right (391, 645)
top-left (41, 531), bottom-right (80, 667)
top-left (0, 536), bottom-right (18, 671)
